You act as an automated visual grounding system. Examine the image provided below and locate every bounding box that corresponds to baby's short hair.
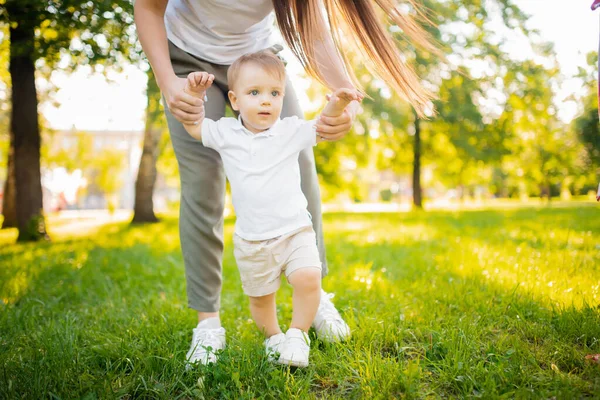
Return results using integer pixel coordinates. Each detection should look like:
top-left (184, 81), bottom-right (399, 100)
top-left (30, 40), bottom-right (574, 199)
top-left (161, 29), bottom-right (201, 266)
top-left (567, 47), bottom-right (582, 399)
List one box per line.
top-left (228, 50), bottom-right (286, 90)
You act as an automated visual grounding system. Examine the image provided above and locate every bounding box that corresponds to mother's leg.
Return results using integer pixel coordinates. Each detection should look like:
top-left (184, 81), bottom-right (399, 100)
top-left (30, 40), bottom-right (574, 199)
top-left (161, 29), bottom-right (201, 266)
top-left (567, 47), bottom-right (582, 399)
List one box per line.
top-left (166, 79), bottom-right (228, 314)
top-left (166, 68), bottom-right (231, 366)
top-left (166, 41), bottom-right (232, 315)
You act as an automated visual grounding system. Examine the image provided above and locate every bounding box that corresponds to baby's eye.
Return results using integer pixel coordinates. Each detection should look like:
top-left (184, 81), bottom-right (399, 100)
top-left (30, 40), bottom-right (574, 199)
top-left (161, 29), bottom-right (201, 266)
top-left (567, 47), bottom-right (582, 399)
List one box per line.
top-left (250, 90), bottom-right (259, 96)
top-left (271, 90), bottom-right (280, 97)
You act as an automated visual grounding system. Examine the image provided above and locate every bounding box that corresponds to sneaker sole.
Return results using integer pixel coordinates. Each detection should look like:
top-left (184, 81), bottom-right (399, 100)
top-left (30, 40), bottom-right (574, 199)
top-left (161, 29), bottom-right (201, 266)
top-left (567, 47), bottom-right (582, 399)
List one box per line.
top-left (185, 349), bottom-right (218, 367)
top-left (185, 356), bottom-right (217, 368)
top-left (318, 333), bottom-right (351, 343)
top-left (277, 357), bottom-right (309, 368)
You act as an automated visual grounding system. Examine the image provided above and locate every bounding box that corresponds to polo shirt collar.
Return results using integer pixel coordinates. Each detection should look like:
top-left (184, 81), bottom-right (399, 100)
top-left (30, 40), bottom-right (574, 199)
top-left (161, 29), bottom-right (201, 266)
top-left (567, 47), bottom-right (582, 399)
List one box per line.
top-left (233, 115), bottom-right (281, 137)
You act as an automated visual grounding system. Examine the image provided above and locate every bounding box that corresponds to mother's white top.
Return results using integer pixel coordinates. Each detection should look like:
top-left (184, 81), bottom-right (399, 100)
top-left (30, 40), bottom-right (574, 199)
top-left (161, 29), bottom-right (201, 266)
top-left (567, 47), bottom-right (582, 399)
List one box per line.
top-left (165, 0), bottom-right (278, 65)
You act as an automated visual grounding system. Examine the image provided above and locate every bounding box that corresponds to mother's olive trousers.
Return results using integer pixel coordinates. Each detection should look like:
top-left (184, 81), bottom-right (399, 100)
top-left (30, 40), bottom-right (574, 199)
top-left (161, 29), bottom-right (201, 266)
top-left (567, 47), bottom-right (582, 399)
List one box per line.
top-left (164, 41), bottom-right (328, 312)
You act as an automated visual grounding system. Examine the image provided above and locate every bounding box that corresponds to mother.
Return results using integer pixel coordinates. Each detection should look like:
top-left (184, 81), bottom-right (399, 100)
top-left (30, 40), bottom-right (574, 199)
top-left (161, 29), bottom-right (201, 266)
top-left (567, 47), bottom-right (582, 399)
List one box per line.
top-left (134, 0), bottom-right (435, 365)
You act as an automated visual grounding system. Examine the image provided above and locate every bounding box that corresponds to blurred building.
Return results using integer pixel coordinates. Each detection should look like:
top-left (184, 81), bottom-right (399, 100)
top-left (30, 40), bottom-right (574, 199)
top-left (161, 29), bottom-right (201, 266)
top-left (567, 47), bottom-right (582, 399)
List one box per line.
top-left (47, 129), bottom-right (141, 210)
top-left (39, 129), bottom-right (179, 212)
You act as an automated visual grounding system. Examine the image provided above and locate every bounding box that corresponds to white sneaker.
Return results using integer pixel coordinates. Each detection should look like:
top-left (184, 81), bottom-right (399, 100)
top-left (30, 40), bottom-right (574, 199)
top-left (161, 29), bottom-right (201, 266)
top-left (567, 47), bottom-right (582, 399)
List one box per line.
top-left (264, 332), bottom-right (286, 362)
top-left (185, 318), bottom-right (226, 368)
top-left (278, 328), bottom-right (310, 368)
top-left (312, 290), bottom-right (351, 342)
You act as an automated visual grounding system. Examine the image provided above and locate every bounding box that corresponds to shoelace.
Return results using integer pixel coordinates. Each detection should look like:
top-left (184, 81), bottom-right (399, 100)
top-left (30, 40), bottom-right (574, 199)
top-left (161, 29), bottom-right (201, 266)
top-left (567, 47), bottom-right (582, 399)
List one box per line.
top-left (317, 292), bottom-right (343, 323)
top-left (190, 327), bottom-right (225, 358)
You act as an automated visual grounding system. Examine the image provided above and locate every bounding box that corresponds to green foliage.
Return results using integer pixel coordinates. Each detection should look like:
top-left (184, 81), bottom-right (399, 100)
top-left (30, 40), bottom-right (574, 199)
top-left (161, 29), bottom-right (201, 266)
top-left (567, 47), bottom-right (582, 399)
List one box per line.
top-left (1, 205), bottom-right (599, 397)
top-left (2, 0), bottom-right (137, 68)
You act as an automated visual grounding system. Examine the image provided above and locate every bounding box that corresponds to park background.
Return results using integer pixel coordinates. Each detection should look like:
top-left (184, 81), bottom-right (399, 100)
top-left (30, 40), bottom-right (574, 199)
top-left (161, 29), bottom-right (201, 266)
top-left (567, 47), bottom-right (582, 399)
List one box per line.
top-left (1, 0), bottom-right (600, 398)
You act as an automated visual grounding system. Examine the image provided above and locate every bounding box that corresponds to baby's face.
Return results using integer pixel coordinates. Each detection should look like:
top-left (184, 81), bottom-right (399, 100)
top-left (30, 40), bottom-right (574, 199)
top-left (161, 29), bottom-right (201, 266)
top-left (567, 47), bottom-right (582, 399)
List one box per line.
top-left (228, 63), bottom-right (285, 134)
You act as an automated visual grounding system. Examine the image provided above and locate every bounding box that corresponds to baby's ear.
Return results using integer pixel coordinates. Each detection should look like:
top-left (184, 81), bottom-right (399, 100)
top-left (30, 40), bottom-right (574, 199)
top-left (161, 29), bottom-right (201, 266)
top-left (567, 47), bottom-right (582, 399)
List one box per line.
top-left (228, 90), bottom-right (239, 111)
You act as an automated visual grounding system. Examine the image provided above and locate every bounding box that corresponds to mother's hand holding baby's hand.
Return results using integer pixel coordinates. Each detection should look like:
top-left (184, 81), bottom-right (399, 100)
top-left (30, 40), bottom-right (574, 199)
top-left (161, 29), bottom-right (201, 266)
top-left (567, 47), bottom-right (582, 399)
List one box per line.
top-left (316, 92), bottom-right (364, 141)
top-left (162, 74), bottom-right (207, 125)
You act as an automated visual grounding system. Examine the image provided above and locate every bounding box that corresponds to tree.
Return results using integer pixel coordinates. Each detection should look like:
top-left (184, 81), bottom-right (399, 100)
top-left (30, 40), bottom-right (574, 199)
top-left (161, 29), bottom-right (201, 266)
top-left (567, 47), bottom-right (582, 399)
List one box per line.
top-left (416, 1), bottom-right (533, 206)
top-left (1, 132), bottom-right (16, 229)
top-left (318, 0), bottom-right (533, 208)
top-left (1, 0), bottom-right (133, 241)
top-left (131, 69), bottom-right (166, 223)
top-left (0, 24), bottom-right (15, 229)
top-left (308, 0), bottom-right (583, 203)
top-left (8, 6), bottom-right (47, 240)
top-left (496, 51), bottom-right (583, 200)
top-left (412, 109), bottom-right (423, 207)
top-left (573, 52), bottom-right (600, 181)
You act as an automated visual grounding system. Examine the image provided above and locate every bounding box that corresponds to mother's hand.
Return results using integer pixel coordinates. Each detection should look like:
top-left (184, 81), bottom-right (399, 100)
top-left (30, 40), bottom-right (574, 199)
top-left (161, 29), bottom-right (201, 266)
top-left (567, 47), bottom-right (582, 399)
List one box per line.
top-left (316, 98), bottom-right (363, 141)
top-left (162, 75), bottom-right (206, 124)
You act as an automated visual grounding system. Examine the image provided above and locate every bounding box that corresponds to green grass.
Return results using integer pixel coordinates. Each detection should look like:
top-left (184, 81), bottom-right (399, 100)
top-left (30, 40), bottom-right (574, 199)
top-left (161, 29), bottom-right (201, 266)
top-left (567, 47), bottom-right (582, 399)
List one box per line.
top-left (1, 205), bottom-right (600, 399)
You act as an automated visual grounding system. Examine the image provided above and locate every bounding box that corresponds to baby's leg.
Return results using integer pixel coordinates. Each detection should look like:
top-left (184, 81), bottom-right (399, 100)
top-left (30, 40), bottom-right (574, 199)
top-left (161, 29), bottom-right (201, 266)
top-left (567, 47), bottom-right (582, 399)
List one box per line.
top-left (288, 268), bottom-right (322, 331)
top-left (249, 293), bottom-right (282, 337)
top-left (277, 228), bottom-right (322, 367)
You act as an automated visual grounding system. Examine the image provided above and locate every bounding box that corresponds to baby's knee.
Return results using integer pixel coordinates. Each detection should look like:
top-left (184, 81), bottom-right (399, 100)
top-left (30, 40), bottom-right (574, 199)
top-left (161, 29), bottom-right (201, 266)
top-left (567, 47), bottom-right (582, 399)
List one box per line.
top-left (249, 293), bottom-right (274, 308)
top-left (288, 268), bottom-right (322, 292)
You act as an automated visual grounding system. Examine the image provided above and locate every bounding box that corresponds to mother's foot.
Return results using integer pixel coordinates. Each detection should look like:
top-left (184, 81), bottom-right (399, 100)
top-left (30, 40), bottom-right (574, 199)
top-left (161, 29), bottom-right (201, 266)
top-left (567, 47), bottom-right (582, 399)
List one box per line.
top-left (185, 317), bottom-right (226, 369)
top-left (312, 290), bottom-right (350, 342)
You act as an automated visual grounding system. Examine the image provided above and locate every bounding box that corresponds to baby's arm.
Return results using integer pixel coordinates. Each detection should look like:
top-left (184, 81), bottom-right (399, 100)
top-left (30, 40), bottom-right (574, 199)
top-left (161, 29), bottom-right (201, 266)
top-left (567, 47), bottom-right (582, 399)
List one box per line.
top-left (320, 88), bottom-right (361, 118)
top-left (182, 71), bottom-right (215, 140)
top-left (317, 88), bottom-right (362, 142)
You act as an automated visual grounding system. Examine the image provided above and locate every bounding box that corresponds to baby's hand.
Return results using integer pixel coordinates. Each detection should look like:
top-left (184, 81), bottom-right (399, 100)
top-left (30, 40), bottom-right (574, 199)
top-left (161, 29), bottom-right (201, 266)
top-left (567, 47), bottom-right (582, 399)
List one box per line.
top-left (182, 72), bottom-right (213, 140)
top-left (184, 71), bottom-right (215, 98)
top-left (333, 88), bottom-right (363, 104)
top-left (321, 88), bottom-right (363, 118)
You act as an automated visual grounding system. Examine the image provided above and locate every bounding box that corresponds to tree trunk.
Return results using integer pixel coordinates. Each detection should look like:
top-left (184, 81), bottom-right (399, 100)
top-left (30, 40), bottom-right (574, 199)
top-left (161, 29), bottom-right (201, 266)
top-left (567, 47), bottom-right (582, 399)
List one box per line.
top-left (458, 170), bottom-right (465, 203)
top-left (539, 183), bottom-right (551, 202)
top-left (131, 70), bottom-right (163, 224)
top-left (1, 131), bottom-right (17, 229)
top-left (412, 110), bottom-right (423, 209)
top-left (10, 17), bottom-right (48, 241)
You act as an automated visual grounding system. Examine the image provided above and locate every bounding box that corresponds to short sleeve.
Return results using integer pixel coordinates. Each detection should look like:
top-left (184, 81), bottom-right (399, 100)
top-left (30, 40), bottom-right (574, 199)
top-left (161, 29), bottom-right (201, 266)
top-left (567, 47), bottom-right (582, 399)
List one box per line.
top-left (283, 116), bottom-right (317, 152)
top-left (201, 118), bottom-right (225, 151)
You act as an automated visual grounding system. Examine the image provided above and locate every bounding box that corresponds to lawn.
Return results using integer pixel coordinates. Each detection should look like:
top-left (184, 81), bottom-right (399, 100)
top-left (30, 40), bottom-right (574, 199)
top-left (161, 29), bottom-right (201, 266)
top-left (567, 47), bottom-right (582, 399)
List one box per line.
top-left (1, 205), bottom-right (599, 399)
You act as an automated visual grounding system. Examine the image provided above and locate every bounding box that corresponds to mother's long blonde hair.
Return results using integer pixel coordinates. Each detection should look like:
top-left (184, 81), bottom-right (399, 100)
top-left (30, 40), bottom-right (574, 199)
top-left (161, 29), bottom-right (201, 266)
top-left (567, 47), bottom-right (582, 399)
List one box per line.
top-left (272, 0), bottom-right (438, 116)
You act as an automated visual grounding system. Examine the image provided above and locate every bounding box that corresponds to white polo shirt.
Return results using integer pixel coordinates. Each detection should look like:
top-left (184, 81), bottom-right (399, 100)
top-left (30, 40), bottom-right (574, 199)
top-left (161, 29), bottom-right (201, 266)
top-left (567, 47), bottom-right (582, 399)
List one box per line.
top-left (202, 116), bottom-right (318, 240)
top-left (165, 0), bottom-right (277, 65)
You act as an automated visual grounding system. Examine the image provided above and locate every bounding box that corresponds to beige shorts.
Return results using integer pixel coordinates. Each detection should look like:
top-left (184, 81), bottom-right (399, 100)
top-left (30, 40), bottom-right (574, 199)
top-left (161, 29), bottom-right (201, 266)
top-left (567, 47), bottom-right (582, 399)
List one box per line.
top-left (233, 226), bottom-right (322, 297)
